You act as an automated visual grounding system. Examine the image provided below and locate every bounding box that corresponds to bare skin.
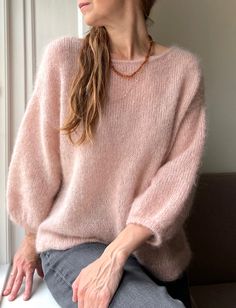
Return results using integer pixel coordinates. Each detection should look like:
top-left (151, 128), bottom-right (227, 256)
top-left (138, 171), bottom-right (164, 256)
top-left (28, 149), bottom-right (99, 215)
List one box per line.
top-left (111, 41), bottom-right (171, 60)
top-left (71, 250), bottom-right (126, 308)
top-left (2, 235), bottom-right (44, 301)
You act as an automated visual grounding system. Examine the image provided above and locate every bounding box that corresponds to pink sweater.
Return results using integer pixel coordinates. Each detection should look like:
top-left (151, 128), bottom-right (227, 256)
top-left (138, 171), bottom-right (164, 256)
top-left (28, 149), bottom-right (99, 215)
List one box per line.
top-left (6, 36), bottom-right (207, 281)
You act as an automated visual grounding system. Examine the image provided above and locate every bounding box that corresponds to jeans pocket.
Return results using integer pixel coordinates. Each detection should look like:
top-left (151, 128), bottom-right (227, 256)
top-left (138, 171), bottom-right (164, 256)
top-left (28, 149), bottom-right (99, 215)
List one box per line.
top-left (40, 249), bottom-right (59, 262)
top-left (40, 249), bottom-right (70, 277)
top-left (40, 251), bottom-right (48, 258)
top-left (40, 250), bottom-right (55, 278)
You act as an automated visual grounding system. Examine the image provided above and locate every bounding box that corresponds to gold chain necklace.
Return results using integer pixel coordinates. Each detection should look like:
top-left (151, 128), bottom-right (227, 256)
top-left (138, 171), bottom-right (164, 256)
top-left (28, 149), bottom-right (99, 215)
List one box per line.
top-left (110, 34), bottom-right (154, 79)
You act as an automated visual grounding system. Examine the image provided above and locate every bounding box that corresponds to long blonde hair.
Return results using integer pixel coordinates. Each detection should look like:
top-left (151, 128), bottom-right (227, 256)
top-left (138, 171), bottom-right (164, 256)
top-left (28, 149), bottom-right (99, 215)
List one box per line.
top-left (60, 0), bottom-right (157, 146)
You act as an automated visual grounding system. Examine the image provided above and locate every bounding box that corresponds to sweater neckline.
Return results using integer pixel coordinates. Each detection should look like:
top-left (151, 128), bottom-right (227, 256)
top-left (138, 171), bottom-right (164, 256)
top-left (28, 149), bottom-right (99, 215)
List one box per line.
top-left (110, 45), bottom-right (177, 64)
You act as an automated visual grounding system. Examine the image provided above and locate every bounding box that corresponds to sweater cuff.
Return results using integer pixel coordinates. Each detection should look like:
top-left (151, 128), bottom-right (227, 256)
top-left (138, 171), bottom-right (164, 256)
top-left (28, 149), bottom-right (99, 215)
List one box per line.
top-left (126, 220), bottom-right (162, 247)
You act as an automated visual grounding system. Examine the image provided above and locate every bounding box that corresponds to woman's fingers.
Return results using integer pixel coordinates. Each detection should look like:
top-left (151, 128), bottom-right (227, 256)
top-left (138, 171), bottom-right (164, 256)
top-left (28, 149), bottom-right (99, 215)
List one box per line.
top-left (3, 267), bottom-right (35, 301)
top-left (2, 268), bottom-right (17, 295)
top-left (72, 276), bottom-right (81, 303)
top-left (2, 236), bottom-right (39, 301)
top-left (7, 270), bottom-right (24, 301)
top-left (23, 269), bottom-right (34, 300)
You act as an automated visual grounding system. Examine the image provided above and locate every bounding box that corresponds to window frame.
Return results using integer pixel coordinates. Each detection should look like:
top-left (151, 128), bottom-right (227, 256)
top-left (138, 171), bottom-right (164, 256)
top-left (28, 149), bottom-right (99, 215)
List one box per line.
top-left (0, 0), bottom-right (10, 266)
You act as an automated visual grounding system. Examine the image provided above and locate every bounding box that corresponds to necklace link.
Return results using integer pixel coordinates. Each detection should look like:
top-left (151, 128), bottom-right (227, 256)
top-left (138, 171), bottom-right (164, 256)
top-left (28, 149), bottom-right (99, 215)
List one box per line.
top-left (110, 34), bottom-right (154, 79)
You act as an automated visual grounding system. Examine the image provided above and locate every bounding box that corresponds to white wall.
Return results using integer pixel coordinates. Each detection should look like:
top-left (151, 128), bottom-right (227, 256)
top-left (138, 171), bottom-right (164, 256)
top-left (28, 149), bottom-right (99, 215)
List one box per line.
top-left (150, 0), bottom-right (236, 172)
top-left (35, 0), bottom-right (78, 63)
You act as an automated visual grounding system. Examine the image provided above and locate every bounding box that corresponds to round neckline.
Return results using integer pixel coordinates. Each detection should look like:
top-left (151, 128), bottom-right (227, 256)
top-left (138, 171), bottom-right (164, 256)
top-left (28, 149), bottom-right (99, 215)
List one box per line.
top-left (110, 45), bottom-right (177, 64)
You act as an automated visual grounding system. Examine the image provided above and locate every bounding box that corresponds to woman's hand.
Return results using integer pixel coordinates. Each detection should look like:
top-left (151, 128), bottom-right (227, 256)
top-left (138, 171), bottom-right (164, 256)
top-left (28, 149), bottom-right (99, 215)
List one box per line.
top-left (2, 235), bottom-right (44, 301)
top-left (72, 250), bottom-right (127, 308)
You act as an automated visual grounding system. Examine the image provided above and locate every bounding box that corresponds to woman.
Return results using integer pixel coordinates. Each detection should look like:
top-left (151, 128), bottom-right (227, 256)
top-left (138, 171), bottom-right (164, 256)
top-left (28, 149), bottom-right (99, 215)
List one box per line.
top-left (2, 0), bottom-right (207, 307)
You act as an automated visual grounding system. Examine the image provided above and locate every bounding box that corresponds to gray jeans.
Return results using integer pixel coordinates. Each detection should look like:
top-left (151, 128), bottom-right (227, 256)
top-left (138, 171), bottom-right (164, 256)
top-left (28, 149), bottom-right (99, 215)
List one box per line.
top-left (40, 242), bottom-right (191, 308)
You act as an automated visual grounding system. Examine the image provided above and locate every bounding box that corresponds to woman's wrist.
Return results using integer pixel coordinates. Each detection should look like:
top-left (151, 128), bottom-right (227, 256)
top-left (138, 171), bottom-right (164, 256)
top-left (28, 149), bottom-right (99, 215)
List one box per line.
top-left (25, 228), bottom-right (36, 237)
top-left (103, 223), bottom-right (154, 262)
top-left (102, 246), bottom-right (128, 268)
top-left (24, 232), bottom-right (36, 245)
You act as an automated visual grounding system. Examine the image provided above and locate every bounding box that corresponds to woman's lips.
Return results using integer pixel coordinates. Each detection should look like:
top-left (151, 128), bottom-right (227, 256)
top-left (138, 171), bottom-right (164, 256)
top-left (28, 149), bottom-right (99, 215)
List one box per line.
top-left (79, 3), bottom-right (90, 10)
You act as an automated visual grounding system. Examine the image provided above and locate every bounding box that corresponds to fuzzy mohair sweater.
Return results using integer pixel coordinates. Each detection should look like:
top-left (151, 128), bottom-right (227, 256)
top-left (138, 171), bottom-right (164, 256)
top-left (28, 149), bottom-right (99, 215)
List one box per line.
top-left (6, 36), bottom-right (207, 282)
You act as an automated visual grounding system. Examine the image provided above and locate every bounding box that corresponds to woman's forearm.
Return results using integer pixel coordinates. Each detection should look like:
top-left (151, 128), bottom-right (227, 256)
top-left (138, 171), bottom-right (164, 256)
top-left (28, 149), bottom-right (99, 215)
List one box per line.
top-left (24, 229), bottom-right (36, 240)
top-left (21, 231), bottom-right (38, 255)
top-left (103, 223), bottom-right (154, 261)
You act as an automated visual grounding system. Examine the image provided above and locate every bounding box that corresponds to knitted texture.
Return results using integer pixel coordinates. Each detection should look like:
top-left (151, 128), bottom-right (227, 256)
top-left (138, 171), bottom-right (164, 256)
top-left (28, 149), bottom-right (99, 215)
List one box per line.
top-left (6, 36), bottom-right (207, 281)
